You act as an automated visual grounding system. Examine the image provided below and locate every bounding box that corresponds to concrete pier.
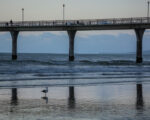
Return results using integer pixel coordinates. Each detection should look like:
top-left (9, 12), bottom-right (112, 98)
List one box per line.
top-left (0, 17), bottom-right (148, 62)
top-left (10, 31), bottom-right (19, 60)
top-left (135, 29), bottom-right (145, 63)
top-left (67, 30), bottom-right (76, 61)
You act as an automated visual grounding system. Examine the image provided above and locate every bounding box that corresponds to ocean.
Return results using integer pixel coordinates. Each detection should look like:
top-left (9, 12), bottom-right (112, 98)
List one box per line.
top-left (0, 53), bottom-right (150, 120)
top-left (0, 53), bottom-right (150, 87)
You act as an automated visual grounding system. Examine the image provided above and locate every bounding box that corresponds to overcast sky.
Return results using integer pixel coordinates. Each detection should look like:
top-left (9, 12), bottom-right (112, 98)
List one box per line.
top-left (0, 0), bottom-right (149, 54)
top-left (0, 0), bottom-right (147, 21)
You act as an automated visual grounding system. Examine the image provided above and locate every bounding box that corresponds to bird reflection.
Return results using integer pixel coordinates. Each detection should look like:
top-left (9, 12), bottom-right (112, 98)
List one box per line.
top-left (68, 86), bottom-right (75, 109)
top-left (136, 84), bottom-right (144, 109)
top-left (11, 88), bottom-right (18, 105)
top-left (41, 96), bottom-right (48, 104)
top-left (41, 87), bottom-right (48, 104)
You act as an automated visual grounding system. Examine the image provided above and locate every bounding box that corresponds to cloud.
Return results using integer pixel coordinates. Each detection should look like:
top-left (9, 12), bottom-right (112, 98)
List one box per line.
top-left (144, 30), bottom-right (150, 36)
top-left (20, 31), bottom-right (66, 37)
top-left (77, 30), bottom-right (135, 38)
top-left (4, 29), bottom-right (141, 39)
top-left (20, 32), bottom-right (48, 37)
top-left (0, 32), bottom-right (10, 35)
top-left (49, 31), bottom-right (66, 36)
top-left (13, 29), bottom-right (138, 39)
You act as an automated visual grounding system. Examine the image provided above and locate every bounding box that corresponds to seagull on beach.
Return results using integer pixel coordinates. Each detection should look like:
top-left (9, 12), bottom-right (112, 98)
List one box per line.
top-left (41, 87), bottom-right (48, 94)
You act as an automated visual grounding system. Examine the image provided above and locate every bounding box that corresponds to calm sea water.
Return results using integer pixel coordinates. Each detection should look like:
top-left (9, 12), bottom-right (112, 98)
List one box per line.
top-left (0, 53), bottom-right (150, 120)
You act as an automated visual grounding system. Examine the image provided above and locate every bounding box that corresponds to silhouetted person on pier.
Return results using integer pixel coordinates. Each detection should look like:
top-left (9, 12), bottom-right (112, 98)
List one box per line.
top-left (10, 20), bottom-right (13, 26)
top-left (5, 22), bottom-right (8, 26)
top-left (89, 21), bottom-right (91, 25)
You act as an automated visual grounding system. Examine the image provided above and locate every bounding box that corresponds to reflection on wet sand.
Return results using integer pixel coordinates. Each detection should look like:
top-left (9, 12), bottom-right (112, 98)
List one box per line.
top-left (136, 84), bottom-right (144, 109)
top-left (11, 88), bottom-right (18, 105)
top-left (68, 86), bottom-right (75, 109)
top-left (3, 84), bottom-right (150, 120)
top-left (41, 96), bottom-right (48, 104)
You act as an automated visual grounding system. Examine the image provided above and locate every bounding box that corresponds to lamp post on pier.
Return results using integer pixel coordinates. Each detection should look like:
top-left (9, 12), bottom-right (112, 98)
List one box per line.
top-left (63, 4), bottom-right (65, 21)
top-left (22, 8), bottom-right (24, 23)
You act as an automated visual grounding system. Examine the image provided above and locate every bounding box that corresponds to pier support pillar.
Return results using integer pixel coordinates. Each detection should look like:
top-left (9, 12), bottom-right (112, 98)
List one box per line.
top-left (67, 30), bottom-right (76, 61)
top-left (135, 29), bottom-right (145, 63)
top-left (10, 31), bottom-right (19, 60)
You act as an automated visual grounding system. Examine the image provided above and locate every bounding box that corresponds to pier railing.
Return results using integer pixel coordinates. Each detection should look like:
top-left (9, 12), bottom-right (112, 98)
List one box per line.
top-left (0, 17), bottom-right (149, 27)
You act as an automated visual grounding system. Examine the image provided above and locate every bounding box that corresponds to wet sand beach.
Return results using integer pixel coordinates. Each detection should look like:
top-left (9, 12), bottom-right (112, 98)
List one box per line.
top-left (0, 83), bottom-right (150, 120)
